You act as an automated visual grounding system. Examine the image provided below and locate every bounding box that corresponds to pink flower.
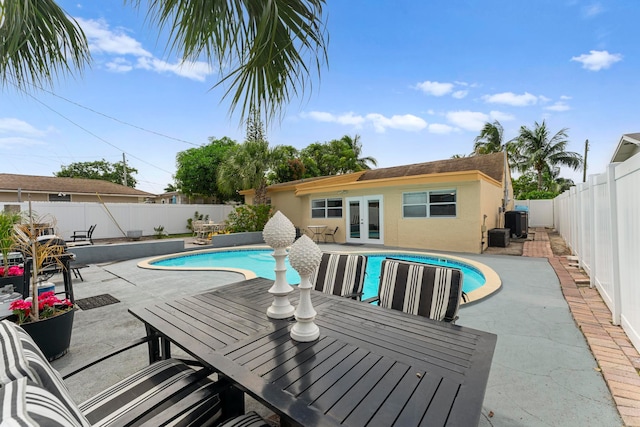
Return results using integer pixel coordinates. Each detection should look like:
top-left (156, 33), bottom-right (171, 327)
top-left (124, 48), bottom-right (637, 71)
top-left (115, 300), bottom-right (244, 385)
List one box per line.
top-left (9, 291), bottom-right (73, 325)
top-left (0, 266), bottom-right (24, 277)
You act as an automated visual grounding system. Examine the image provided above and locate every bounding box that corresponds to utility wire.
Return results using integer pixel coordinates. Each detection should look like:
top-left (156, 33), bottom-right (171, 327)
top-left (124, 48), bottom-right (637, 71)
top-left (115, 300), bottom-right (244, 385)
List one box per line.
top-left (20, 82), bottom-right (202, 147)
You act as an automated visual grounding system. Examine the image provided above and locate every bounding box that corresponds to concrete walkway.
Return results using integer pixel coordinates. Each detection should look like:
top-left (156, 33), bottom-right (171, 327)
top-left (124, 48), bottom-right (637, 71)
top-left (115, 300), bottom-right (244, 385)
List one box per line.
top-left (45, 236), bottom-right (636, 426)
top-left (524, 228), bottom-right (640, 427)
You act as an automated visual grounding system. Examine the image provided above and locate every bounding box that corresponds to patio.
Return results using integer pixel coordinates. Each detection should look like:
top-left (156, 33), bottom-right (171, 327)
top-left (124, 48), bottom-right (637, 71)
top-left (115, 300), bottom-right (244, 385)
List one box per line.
top-left (45, 230), bottom-right (639, 426)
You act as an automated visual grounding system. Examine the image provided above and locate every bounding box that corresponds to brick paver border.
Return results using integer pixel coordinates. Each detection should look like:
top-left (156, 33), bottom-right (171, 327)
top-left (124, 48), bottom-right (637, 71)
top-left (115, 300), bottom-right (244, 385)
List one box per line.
top-left (523, 228), bottom-right (640, 427)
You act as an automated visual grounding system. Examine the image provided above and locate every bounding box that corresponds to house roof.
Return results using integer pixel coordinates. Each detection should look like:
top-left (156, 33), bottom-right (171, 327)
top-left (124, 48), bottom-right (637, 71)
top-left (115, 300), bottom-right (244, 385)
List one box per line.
top-left (610, 133), bottom-right (640, 163)
top-left (0, 173), bottom-right (155, 197)
top-left (356, 152), bottom-right (505, 183)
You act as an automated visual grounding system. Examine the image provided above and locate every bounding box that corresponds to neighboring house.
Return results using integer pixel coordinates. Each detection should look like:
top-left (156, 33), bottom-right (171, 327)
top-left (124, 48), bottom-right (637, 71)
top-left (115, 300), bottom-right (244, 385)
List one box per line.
top-left (0, 173), bottom-right (155, 203)
top-left (155, 191), bottom-right (218, 205)
top-left (610, 132), bottom-right (640, 163)
top-left (241, 152), bottom-right (513, 254)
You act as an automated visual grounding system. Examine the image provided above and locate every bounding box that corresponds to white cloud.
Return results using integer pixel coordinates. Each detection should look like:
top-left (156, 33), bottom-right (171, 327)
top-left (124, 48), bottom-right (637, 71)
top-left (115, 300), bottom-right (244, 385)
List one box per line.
top-left (560, 95), bottom-right (572, 100)
top-left (452, 90), bottom-right (468, 99)
top-left (428, 123), bottom-right (455, 134)
top-left (365, 113), bottom-right (427, 133)
top-left (489, 111), bottom-right (515, 121)
top-left (445, 111), bottom-right (489, 132)
top-left (571, 50), bottom-right (622, 71)
top-left (75, 17), bottom-right (214, 81)
top-left (583, 3), bottom-right (603, 17)
top-left (0, 118), bottom-right (48, 136)
top-left (545, 102), bottom-right (571, 112)
top-left (482, 92), bottom-right (539, 106)
top-left (302, 111), bottom-right (426, 133)
top-left (415, 81), bottom-right (454, 96)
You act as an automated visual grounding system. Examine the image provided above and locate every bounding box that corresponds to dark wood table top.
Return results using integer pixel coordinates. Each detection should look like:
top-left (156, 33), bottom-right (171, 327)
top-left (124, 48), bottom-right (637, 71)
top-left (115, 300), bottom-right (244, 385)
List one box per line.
top-left (129, 277), bottom-right (496, 427)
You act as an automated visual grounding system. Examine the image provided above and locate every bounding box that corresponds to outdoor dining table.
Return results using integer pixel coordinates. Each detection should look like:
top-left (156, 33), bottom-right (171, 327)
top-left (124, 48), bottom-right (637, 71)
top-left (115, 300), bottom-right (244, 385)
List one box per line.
top-left (128, 277), bottom-right (497, 427)
top-left (307, 225), bottom-right (328, 243)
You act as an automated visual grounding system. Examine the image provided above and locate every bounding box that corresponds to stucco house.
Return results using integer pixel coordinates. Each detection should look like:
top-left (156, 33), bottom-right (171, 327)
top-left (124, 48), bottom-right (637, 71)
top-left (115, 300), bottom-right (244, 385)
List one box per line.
top-left (241, 152), bottom-right (514, 254)
top-left (610, 132), bottom-right (640, 163)
top-left (0, 173), bottom-right (155, 203)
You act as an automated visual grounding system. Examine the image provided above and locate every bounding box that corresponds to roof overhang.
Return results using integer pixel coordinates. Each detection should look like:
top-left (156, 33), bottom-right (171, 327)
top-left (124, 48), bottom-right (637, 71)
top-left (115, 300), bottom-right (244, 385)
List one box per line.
top-left (611, 133), bottom-right (640, 163)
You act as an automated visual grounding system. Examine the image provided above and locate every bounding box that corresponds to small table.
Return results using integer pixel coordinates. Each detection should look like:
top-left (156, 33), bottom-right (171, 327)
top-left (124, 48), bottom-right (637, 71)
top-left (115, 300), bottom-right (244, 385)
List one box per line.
top-left (307, 225), bottom-right (327, 243)
top-left (129, 278), bottom-right (497, 427)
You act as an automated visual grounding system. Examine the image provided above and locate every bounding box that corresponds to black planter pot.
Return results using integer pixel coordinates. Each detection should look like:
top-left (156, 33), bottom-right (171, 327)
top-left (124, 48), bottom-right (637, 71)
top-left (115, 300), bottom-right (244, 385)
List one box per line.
top-left (19, 309), bottom-right (75, 361)
top-left (0, 275), bottom-right (26, 295)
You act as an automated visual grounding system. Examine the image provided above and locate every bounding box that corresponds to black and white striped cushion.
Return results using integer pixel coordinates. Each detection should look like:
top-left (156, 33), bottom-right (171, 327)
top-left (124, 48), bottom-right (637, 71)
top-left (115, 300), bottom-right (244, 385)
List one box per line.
top-left (218, 411), bottom-right (270, 427)
top-left (0, 377), bottom-right (83, 427)
top-left (0, 321), bottom-right (39, 384)
top-left (378, 259), bottom-right (463, 322)
top-left (312, 253), bottom-right (367, 297)
top-left (0, 321), bottom-right (91, 425)
top-left (79, 358), bottom-right (222, 427)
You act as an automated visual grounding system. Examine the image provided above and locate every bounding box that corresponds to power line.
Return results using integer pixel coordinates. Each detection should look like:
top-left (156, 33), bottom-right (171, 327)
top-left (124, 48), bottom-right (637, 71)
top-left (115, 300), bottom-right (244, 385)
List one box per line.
top-left (26, 83), bottom-right (202, 147)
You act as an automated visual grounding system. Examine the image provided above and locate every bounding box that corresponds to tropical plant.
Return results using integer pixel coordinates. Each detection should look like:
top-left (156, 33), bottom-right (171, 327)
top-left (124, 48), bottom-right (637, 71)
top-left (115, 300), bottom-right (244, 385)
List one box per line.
top-left (153, 225), bottom-right (166, 239)
top-left (0, 210), bottom-right (21, 277)
top-left (187, 211), bottom-right (209, 232)
top-left (0, 0), bottom-right (91, 91)
top-left (225, 205), bottom-right (273, 233)
top-left (473, 121), bottom-right (506, 155)
top-left (511, 121), bottom-right (583, 190)
top-left (3, 1), bottom-right (328, 124)
top-left (341, 134), bottom-right (378, 170)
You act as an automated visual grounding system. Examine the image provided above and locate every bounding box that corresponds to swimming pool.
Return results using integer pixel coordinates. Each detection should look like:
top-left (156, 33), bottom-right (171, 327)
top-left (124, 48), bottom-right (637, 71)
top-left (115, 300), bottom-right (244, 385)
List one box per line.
top-left (141, 248), bottom-right (501, 303)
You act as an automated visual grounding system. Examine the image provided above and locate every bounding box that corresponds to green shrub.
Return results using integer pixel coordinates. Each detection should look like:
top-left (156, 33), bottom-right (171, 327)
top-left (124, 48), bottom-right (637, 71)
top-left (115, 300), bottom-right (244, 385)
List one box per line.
top-left (225, 205), bottom-right (273, 233)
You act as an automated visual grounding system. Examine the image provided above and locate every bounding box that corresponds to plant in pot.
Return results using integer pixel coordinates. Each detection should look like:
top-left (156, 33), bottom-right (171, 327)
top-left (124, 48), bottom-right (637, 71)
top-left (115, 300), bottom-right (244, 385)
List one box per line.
top-left (8, 206), bottom-right (75, 361)
top-left (0, 210), bottom-right (25, 293)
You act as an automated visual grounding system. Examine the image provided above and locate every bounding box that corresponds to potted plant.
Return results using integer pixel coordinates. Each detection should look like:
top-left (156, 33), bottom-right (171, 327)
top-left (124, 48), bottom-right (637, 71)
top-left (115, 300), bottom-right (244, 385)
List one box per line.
top-left (0, 210), bottom-right (25, 293)
top-left (9, 203), bottom-right (74, 361)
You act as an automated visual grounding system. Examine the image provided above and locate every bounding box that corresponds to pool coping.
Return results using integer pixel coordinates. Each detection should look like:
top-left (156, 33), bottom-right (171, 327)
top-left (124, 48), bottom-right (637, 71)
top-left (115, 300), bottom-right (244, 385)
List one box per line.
top-left (137, 245), bottom-right (502, 304)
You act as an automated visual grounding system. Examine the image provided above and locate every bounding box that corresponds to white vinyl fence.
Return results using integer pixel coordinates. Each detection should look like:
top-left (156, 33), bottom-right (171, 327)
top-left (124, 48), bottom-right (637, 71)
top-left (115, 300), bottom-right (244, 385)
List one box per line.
top-left (513, 199), bottom-right (555, 227)
top-left (554, 156), bottom-right (640, 353)
top-left (2, 202), bottom-right (235, 241)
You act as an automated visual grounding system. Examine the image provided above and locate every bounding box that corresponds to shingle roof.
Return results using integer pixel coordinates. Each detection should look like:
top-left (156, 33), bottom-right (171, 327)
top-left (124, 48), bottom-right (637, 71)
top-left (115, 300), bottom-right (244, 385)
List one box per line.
top-left (357, 152), bottom-right (505, 182)
top-left (0, 173), bottom-right (155, 196)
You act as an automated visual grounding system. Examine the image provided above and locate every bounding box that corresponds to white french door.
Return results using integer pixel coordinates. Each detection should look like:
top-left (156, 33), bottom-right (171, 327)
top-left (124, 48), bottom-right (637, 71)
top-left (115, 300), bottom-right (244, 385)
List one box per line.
top-left (346, 195), bottom-right (383, 244)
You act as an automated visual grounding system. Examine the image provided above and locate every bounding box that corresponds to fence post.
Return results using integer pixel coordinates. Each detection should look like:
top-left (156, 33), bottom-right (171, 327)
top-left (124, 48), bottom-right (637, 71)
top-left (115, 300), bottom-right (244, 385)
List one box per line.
top-left (588, 175), bottom-right (597, 289)
top-left (607, 164), bottom-right (622, 325)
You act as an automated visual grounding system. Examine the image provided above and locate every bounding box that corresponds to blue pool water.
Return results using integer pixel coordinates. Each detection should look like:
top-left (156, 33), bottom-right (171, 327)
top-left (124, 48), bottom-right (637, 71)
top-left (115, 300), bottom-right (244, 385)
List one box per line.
top-left (153, 249), bottom-right (485, 300)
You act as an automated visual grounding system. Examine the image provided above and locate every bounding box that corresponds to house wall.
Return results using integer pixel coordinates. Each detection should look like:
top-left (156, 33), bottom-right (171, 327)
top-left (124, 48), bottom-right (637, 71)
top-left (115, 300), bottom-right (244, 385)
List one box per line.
top-left (268, 177), bottom-right (504, 254)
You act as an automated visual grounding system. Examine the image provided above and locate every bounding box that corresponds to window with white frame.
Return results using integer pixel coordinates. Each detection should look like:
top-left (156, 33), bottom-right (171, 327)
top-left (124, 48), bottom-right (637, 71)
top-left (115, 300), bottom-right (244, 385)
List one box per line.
top-left (311, 198), bottom-right (343, 218)
top-left (402, 190), bottom-right (456, 218)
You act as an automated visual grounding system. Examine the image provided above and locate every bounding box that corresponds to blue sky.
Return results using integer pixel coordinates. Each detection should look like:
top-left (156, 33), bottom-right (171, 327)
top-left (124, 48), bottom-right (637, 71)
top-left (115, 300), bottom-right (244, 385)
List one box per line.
top-left (1, 1), bottom-right (637, 194)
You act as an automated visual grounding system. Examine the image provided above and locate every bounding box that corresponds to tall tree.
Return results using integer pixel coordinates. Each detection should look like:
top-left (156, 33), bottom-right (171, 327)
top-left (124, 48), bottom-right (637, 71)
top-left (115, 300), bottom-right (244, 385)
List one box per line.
top-left (174, 137), bottom-right (238, 201)
top-left (341, 134), bottom-right (377, 169)
top-left (473, 121), bottom-right (506, 155)
top-left (512, 120), bottom-right (583, 190)
top-left (2, 0), bottom-right (328, 123)
top-left (217, 112), bottom-right (272, 204)
top-left (56, 159), bottom-right (138, 187)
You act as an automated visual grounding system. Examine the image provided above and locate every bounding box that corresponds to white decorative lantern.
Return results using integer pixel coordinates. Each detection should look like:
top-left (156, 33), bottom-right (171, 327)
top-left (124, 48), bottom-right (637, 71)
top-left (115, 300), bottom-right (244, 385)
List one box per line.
top-left (289, 234), bottom-right (322, 342)
top-left (262, 211), bottom-right (296, 319)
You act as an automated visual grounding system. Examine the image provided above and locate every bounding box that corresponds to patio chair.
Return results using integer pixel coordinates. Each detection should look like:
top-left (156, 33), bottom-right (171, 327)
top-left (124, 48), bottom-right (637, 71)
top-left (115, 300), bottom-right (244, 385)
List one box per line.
top-left (312, 252), bottom-right (367, 300)
top-left (70, 224), bottom-right (96, 244)
top-left (0, 320), bottom-right (250, 426)
top-left (364, 258), bottom-right (464, 323)
top-left (324, 226), bottom-right (339, 242)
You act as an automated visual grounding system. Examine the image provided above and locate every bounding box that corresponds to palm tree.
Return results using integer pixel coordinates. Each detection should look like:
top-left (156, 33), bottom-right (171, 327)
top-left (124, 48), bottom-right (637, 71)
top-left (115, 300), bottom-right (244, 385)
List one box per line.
top-left (217, 139), bottom-right (272, 204)
top-left (0, 0), bottom-right (91, 91)
top-left (473, 121), bottom-right (505, 155)
top-left (341, 134), bottom-right (378, 169)
top-left (512, 120), bottom-right (583, 190)
top-left (2, 0), bottom-right (328, 123)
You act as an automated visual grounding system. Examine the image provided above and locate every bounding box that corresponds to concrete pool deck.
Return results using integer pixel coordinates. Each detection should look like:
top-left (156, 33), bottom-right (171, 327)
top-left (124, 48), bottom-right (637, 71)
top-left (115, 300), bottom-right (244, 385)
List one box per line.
top-left (46, 231), bottom-right (639, 426)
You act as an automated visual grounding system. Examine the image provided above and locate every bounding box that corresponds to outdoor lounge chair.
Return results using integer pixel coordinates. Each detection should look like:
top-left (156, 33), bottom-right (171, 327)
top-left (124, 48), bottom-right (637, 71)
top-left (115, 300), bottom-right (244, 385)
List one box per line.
top-left (312, 252), bottom-right (367, 300)
top-left (364, 258), bottom-right (464, 323)
top-left (0, 320), bottom-right (270, 426)
top-left (324, 226), bottom-right (339, 242)
top-left (70, 224), bottom-right (96, 244)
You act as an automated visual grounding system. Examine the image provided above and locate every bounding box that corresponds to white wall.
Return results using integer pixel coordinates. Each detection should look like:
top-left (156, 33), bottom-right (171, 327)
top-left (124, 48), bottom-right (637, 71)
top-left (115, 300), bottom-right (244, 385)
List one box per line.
top-left (2, 202), bottom-right (235, 240)
top-left (554, 155), bottom-right (640, 353)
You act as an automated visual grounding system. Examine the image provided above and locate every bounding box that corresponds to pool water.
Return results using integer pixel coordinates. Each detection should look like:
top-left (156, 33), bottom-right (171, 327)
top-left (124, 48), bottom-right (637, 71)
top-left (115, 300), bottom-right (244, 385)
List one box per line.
top-left (153, 249), bottom-right (485, 300)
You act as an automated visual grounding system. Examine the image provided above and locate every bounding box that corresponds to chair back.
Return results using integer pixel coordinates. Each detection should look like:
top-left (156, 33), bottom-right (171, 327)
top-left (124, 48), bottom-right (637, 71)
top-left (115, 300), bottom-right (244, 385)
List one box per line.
top-left (377, 258), bottom-right (463, 322)
top-left (87, 224), bottom-right (96, 237)
top-left (312, 252), bottom-right (367, 298)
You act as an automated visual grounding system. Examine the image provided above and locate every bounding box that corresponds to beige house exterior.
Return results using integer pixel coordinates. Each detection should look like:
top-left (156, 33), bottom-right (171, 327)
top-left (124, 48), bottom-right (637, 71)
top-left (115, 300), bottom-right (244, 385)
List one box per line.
top-left (0, 173), bottom-right (155, 203)
top-left (242, 153), bottom-right (513, 254)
